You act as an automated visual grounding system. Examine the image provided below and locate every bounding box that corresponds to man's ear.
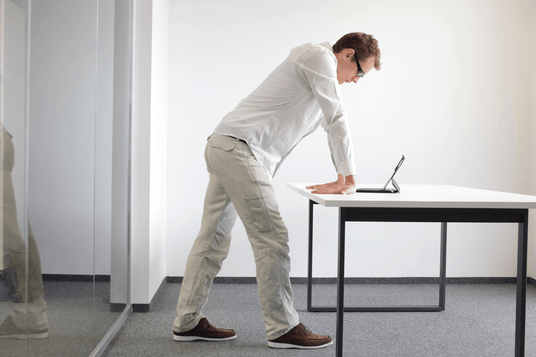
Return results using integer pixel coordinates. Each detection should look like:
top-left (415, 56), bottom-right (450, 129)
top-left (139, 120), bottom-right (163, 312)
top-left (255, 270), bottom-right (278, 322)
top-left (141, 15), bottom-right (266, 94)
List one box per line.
top-left (343, 48), bottom-right (355, 60)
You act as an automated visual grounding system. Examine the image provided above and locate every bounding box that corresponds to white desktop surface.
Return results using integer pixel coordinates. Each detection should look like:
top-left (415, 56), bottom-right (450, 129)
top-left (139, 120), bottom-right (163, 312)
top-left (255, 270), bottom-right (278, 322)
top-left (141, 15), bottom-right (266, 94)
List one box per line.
top-left (288, 184), bottom-right (536, 209)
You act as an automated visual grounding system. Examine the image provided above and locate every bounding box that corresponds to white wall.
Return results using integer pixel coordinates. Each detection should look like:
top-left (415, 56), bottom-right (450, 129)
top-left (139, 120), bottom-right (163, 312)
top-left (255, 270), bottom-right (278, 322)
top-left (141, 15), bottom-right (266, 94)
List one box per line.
top-left (111, 0), bottom-right (131, 304)
top-left (129, 0), bottom-right (169, 304)
top-left (29, 0), bottom-right (104, 275)
top-left (130, 0), bottom-right (152, 303)
top-left (529, 4), bottom-right (536, 279)
top-left (166, 0), bottom-right (536, 279)
top-left (149, 0), bottom-right (168, 299)
top-left (95, 0), bottom-right (116, 276)
top-left (28, 0), bottom-right (117, 277)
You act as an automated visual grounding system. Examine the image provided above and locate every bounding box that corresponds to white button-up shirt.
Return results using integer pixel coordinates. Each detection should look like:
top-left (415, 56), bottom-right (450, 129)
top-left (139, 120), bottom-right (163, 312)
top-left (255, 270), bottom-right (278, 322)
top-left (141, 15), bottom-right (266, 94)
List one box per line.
top-left (214, 42), bottom-right (356, 178)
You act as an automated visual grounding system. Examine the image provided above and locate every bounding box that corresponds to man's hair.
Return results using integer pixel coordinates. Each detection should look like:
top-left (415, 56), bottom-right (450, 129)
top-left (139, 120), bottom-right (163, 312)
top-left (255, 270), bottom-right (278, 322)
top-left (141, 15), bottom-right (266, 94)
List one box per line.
top-left (333, 32), bottom-right (381, 70)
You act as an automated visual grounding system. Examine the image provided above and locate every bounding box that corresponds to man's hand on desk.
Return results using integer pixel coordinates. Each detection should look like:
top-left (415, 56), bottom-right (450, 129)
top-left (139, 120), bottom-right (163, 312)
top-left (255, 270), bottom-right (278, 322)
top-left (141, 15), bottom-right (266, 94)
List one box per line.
top-left (306, 174), bottom-right (357, 195)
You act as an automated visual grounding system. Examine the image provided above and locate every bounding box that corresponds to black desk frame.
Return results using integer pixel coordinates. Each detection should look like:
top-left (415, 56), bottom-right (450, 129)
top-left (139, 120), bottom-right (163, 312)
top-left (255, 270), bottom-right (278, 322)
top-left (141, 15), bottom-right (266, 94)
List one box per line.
top-left (306, 200), bottom-right (529, 357)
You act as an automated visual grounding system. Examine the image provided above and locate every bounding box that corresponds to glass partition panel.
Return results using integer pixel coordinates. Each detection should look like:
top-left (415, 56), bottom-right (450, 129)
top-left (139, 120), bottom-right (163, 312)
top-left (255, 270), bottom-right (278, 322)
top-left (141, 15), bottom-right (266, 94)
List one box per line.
top-left (29, 1), bottom-right (100, 354)
top-left (1, 0), bottom-right (131, 356)
top-left (1, 1), bottom-right (36, 356)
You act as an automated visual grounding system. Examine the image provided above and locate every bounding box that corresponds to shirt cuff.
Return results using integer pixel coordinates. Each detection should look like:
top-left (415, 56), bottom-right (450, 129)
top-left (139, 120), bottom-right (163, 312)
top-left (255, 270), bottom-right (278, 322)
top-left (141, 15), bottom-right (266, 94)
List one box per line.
top-left (335, 159), bottom-right (356, 177)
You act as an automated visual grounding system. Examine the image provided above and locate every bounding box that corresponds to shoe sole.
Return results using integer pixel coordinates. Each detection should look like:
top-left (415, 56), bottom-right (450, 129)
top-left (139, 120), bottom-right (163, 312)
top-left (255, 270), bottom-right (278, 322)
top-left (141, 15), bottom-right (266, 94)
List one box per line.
top-left (0, 332), bottom-right (49, 340)
top-left (268, 340), bottom-right (333, 349)
top-left (173, 334), bottom-right (237, 342)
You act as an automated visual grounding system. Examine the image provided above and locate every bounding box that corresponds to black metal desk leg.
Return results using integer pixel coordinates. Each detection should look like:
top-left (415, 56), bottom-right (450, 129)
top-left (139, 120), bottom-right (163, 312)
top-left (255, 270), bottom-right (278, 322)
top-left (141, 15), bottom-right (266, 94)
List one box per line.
top-left (307, 200), bottom-right (315, 311)
top-left (439, 223), bottom-right (447, 310)
top-left (336, 208), bottom-right (347, 357)
top-left (515, 211), bottom-right (528, 357)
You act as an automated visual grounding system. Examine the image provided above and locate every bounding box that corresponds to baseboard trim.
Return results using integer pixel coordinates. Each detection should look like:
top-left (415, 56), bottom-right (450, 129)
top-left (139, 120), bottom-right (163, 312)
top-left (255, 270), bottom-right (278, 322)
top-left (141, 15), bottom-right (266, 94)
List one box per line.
top-left (41, 274), bottom-right (111, 282)
top-left (166, 276), bottom-right (257, 284)
top-left (167, 276), bottom-right (528, 285)
top-left (131, 277), bottom-right (167, 313)
top-left (0, 274), bottom-right (112, 282)
top-left (0, 274), bottom-right (531, 286)
top-left (109, 303), bottom-right (127, 313)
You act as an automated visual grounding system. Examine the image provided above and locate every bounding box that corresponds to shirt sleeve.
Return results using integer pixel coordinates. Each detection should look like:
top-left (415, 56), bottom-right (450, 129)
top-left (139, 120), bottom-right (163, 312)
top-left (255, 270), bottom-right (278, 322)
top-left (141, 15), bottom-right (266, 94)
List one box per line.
top-left (300, 50), bottom-right (356, 177)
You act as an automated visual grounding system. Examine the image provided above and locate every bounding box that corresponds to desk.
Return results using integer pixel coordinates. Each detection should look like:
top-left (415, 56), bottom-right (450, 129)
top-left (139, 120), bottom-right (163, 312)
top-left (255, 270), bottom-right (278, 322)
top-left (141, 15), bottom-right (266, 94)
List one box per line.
top-left (288, 184), bottom-right (536, 357)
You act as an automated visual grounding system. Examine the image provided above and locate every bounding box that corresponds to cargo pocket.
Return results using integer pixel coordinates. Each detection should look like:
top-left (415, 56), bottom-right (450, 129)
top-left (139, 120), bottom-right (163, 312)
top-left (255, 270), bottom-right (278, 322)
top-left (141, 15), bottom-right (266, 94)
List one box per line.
top-left (211, 137), bottom-right (236, 151)
top-left (245, 196), bottom-right (273, 232)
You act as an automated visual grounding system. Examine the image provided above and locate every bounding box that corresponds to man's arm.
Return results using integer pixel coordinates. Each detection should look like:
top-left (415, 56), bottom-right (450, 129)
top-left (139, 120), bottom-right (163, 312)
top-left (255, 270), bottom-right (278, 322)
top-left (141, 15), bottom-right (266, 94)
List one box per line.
top-left (301, 50), bottom-right (357, 182)
top-left (306, 174), bottom-right (357, 195)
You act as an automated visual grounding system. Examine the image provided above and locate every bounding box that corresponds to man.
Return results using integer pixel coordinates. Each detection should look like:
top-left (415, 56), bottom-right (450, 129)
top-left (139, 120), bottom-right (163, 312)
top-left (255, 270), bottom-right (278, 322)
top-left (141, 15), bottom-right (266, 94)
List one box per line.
top-left (0, 125), bottom-right (49, 340)
top-left (172, 32), bottom-right (381, 349)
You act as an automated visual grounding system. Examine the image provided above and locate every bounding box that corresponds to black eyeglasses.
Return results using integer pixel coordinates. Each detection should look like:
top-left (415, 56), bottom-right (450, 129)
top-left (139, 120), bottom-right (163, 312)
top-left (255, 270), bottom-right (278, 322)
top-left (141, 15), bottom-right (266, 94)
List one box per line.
top-left (355, 54), bottom-right (365, 77)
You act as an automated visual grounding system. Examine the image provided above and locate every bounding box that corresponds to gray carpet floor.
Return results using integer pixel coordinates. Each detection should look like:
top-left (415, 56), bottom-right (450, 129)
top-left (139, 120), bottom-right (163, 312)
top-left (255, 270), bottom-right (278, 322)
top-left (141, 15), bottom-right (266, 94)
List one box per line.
top-left (0, 281), bottom-right (121, 357)
top-left (103, 282), bottom-right (536, 357)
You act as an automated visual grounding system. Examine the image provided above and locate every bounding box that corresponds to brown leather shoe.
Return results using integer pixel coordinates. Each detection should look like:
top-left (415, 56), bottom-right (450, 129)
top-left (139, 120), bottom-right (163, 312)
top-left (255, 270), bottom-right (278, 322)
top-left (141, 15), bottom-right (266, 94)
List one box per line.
top-left (173, 318), bottom-right (236, 342)
top-left (268, 323), bottom-right (333, 349)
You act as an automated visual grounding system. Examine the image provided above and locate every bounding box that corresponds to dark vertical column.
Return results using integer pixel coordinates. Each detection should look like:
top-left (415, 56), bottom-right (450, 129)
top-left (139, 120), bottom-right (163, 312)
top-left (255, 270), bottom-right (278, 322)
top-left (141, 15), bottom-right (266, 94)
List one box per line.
top-left (439, 222), bottom-right (447, 310)
top-left (336, 207), bottom-right (347, 357)
top-left (515, 210), bottom-right (528, 357)
top-left (307, 199), bottom-right (314, 311)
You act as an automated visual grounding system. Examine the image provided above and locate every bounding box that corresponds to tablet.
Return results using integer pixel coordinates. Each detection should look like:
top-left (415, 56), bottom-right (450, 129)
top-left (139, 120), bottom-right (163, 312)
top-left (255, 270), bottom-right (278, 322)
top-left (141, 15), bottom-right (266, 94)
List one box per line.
top-left (355, 155), bottom-right (405, 193)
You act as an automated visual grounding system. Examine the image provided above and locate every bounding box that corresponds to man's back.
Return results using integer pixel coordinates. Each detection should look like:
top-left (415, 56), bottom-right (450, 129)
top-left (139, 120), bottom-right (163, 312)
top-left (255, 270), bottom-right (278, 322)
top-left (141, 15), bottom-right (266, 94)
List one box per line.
top-left (214, 42), bottom-right (349, 177)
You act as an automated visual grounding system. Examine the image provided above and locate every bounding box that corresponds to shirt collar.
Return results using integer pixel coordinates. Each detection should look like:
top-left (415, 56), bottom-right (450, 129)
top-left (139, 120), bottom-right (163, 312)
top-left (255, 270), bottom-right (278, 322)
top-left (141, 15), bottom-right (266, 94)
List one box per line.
top-left (320, 41), bottom-right (333, 53)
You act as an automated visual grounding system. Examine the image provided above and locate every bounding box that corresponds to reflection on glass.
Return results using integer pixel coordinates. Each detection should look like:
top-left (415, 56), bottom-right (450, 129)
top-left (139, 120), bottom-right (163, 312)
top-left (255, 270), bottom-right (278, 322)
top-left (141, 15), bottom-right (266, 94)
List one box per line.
top-left (1, 0), bottom-right (131, 355)
top-left (1, 126), bottom-right (48, 342)
top-left (2, 0), bottom-right (49, 353)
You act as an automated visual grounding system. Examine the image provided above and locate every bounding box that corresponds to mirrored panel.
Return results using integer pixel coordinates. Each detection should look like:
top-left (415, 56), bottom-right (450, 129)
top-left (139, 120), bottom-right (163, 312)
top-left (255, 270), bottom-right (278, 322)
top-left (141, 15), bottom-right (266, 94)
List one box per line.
top-left (0, 0), bottom-right (131, 355)
top-left (1, 1), bottom-right (41, 356)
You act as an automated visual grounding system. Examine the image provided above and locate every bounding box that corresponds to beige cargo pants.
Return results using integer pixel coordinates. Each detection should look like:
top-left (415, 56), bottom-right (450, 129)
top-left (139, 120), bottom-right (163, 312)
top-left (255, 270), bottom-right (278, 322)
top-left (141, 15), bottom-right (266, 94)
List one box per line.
top-left (1, 127), bottom-right (48, 331)
top-left (173, 134), bottom-right (299, 340)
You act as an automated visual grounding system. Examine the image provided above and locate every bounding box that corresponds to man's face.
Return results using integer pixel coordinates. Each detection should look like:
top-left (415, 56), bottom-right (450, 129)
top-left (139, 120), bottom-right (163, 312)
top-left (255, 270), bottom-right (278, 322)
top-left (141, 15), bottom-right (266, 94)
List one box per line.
top-left (335, 49), bottom-right (376, 85)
